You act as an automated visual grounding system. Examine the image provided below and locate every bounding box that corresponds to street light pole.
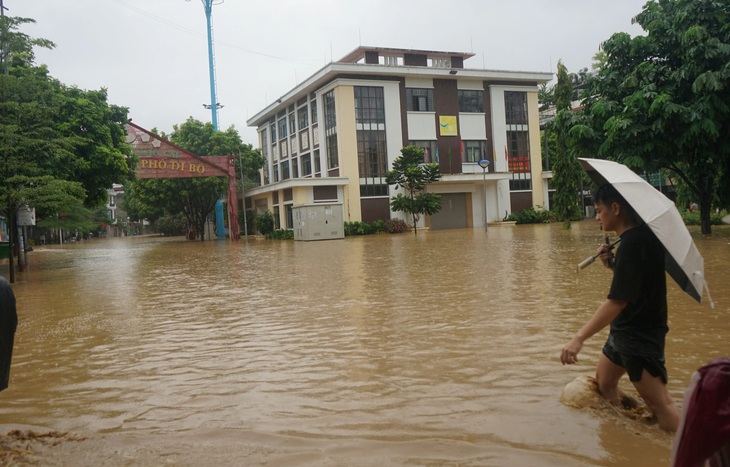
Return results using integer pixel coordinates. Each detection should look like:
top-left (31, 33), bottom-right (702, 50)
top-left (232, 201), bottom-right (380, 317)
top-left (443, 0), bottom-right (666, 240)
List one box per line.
top-left (188, 0), bottom-right (224, 129)
top-left (478, 159), bottom-right (490, 231)
top-left (201, 0), bottom-right (221, 130)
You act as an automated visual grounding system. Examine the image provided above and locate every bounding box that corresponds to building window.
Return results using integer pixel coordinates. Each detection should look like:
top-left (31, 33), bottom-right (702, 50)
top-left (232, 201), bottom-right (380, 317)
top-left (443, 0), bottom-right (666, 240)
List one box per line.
top-left (360, 184), bottom-right (389, 197)
top-left (264, 164), bottom-right (270, 185)
top-left (463, 140), bottom-right (487, 163)
top-left (314, 185), bottom-right (337, 201)
top-left (272, 163), bottom-right (279, 182)
top-left (289, 112), bottom-right (296, 134)
top-left (302, 153), bottom-right (312, 176)
top-left (406, 88), bottom-right (434, 112)
top-left (314, 149), bottom-right (321, 174)
top-left (292, 158), bottom-right (299, 178)
top-left (507, 130), bottom-right (531, 190)
top-left (409, 140), bottom-right (438, 163)
top-left (355, 86), bottom-right (385, 124)
top-left (355, 86), bottom-right (387, 179)
top-left (357, 130), bottom-right (388, 177)
top-left (278, 118), bottom-right (287, 139)
top-left (271, 123), bottom-right (277, 142)
top-left (505, 91), bottom-right (528, 125)
top-left (298, 107), bottom-right (308, 129)
top-left (281, 160), bottom-right (290, 180)
top-left (458, 90), bottom-right (484, 113)
top-left (261, 128), bottom-right (269, 158)
top-left (311, 99), bottom-right (318, 124)
top-left (285, 204), bottom-right (293, 230)
top-left (326, 136), bottom-right (338, 169)
top-left (273, 205), bottom-right (280, 230)
top-left (323, 90), bottom-right (338, 169)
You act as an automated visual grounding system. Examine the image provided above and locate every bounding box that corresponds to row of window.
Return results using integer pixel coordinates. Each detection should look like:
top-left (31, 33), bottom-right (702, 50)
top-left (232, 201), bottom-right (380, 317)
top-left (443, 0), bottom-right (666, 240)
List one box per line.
top-left (267, 138), bottom-right (526, 181)
top-left (406, 89), bottom-right (485, 113)
top-left (269, 99), bottom-right (318, 142)
top-left (271, 150), bottom-right (322, 183)
top-left (262, 88), bottom-right (531, 191)
top-left (263, 89), bottom-right (526, 165)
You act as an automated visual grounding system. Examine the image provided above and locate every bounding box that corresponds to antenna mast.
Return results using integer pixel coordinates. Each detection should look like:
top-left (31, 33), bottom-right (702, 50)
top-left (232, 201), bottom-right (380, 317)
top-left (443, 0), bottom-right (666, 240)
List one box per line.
top-left (193, 0), bottom-right (224, 130)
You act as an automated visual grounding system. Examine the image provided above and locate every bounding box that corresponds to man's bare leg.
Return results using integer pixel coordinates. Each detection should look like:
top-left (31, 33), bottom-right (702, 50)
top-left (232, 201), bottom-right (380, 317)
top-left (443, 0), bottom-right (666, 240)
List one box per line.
top-left (632, 369), bottom-right (680, 432)
top-left (596, 353), bottom-right (626, 404)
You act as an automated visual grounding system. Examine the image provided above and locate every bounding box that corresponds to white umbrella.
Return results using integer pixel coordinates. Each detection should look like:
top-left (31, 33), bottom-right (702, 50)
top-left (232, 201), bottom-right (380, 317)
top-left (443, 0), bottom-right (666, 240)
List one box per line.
top-left (578, 158), bottom-right (713, 307)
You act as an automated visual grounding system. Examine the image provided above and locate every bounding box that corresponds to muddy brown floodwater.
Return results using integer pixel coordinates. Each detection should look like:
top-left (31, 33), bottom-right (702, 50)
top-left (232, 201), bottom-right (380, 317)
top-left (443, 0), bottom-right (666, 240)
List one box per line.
top-left (1, 221), bottom-right (728, 466)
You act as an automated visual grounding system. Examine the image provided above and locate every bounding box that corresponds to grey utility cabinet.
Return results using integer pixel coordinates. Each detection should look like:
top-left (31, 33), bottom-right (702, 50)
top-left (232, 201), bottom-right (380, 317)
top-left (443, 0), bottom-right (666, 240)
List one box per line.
top-left (292, 203), bottom-right (344, 241)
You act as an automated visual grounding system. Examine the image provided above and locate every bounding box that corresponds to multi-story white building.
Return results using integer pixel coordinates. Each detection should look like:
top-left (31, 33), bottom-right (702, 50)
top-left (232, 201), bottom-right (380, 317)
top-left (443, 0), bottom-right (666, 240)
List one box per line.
top-left (246, 46), bottom-right (552, 230)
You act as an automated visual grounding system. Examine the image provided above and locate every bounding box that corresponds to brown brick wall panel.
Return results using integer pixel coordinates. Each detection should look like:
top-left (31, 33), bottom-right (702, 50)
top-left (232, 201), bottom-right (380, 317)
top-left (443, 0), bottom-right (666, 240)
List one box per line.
top-left (361, 198), bottom-right (391, 224)
top-left (433, 79), bottom-right (461, 174)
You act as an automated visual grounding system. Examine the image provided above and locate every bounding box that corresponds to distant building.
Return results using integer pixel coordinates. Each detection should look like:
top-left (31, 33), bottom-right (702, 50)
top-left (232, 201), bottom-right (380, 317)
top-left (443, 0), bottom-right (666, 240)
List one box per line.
top-left (246, 46), bottom-right (552, 230)
top-left (105, 184), bottom-right (126, 237)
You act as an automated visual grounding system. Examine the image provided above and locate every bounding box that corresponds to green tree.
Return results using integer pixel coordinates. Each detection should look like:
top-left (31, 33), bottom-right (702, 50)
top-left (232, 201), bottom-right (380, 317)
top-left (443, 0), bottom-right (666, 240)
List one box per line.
top-left (538, 82), bottom-right (554, 111)
top-left (55, 86), bottom-right (134, 206)
top-left (574, 0), bottom-right (730, 234)
top-left (385, 145), bottom-right (442, 234)
top-left (124, 118), bottom-right (263, 240)
top-left (0, 15), bottom-right (54, 72)
top-left (1, 16), bottom-right (133, 281)
top-left (36, 202), bottom-right (109, 237)
top-left (550, 60), bottom-right (584, 227)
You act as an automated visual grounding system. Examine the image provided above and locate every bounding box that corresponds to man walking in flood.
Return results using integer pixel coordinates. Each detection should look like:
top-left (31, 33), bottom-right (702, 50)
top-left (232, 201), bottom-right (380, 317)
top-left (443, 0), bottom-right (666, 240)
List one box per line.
top-left (0, 276), bottom-right (18, 392)
top-left (560, 184), bottom-right (680, 432)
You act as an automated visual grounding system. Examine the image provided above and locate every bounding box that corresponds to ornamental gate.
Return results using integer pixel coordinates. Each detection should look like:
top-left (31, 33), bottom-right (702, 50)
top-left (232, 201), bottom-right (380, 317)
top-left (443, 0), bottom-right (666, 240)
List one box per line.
top-left (124, 121), bottom-right (239, 241)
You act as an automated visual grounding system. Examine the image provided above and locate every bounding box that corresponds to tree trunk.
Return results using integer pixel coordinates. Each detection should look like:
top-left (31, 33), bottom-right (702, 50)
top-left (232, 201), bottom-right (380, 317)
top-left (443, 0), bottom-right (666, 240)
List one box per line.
top-left (197, 222), bottom-right (206, 241)
top-left (700, 199), bottom-right (712, 235)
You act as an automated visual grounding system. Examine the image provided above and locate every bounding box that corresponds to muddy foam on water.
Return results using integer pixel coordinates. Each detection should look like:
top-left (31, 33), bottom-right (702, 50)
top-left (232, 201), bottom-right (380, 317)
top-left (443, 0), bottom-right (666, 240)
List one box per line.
top-left (560, 375), bottom-right (655, 422)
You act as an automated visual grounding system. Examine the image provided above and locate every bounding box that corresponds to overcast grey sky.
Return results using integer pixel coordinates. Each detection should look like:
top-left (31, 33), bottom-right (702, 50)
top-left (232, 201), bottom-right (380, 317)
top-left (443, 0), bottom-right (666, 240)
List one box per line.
top-left (11, 0), bottom-right (647, 145)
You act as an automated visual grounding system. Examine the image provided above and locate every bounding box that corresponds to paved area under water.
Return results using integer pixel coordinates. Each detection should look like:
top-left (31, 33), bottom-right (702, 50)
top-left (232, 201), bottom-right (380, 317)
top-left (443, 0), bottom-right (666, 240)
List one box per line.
top-left (1, 221), bottom-right (728, 465)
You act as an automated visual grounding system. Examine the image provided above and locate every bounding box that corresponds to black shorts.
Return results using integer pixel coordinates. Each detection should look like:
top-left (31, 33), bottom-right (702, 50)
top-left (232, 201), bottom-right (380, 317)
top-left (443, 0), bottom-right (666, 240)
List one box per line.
top-left (602, 335), bottom-right (668, 384)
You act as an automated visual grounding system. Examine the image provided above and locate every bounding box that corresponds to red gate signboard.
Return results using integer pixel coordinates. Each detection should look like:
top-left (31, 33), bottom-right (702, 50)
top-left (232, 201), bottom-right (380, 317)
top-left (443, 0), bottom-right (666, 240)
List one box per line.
top-left (124, 121), bottom-right (239, 241)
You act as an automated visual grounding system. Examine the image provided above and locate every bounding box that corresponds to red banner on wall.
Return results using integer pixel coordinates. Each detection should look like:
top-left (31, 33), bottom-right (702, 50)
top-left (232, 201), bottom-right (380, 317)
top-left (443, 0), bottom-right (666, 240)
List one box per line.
top-left (508, 156), bottom-right (530, 173)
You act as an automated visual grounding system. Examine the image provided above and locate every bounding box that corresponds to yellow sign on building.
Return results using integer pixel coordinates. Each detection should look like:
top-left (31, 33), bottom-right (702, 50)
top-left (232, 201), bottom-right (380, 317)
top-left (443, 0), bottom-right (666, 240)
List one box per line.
top-left (439, 116), bottom-right (458, 136)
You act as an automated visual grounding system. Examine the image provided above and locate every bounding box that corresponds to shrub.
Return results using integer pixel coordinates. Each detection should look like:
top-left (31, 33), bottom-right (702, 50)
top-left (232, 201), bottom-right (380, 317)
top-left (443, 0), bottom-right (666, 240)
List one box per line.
top-left (343, 221), bottom-right (356, 236)
top-left (344, 221), bottom-right (373, 236)
top-left (679, 208), bottom-right (726, 226)
top-left (344, 219), bottom-right (408, 235)
top-left (254, 210), bottom-right (275, 236)
top-left (507, 207), bottom-right (557, 225)
top-left (155, 213), bottom-right (187, 236)
top-left (268, 229), bottom-right (293, 240)
top-left (371, 219), bottom-right (386, 233)
top-left (383, 218), bottom-right (409, 233)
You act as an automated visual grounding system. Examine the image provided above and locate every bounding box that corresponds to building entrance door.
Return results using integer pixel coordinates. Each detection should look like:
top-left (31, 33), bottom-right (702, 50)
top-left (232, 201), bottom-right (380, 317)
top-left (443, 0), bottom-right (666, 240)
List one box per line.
top-left (430, 193), bottom-right (467, 230)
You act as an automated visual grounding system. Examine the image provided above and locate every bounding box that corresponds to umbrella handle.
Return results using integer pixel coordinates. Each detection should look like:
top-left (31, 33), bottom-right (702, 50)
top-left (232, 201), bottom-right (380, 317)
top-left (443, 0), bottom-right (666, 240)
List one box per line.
top-left (577, 255), bottom-right (597, 270)
top-left (577, 239), bottom-right (621, 272)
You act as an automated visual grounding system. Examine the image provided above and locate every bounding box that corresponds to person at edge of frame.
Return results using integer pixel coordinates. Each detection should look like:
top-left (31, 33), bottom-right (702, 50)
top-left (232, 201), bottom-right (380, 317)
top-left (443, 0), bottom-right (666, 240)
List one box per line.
top-left (560, 183), bottom-right (680, 432)
top-left (0, 276), bottom-right (18, 392)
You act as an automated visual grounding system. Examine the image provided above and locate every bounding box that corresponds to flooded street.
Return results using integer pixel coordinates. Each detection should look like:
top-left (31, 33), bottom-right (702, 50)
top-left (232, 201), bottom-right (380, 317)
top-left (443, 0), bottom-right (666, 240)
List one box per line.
top-left (1, 221), bottom-right (729, 466)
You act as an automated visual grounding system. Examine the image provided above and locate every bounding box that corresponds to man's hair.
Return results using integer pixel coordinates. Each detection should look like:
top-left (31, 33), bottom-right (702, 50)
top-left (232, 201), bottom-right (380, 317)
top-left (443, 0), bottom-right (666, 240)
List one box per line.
top-left (593, 183), bottom-right (641, 223)
top-left (593, 183), bottom-right (626, 206)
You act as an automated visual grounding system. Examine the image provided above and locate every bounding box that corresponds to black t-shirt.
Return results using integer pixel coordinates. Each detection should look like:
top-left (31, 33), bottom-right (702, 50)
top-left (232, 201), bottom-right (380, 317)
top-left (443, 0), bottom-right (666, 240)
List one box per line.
top-left (607, 224), bottom-right (668, 357)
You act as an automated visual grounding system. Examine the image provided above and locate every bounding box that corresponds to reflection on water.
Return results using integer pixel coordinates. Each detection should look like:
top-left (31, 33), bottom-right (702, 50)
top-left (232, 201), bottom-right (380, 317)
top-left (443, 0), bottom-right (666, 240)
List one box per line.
top-left (2, 221), bottom-right (729, 465)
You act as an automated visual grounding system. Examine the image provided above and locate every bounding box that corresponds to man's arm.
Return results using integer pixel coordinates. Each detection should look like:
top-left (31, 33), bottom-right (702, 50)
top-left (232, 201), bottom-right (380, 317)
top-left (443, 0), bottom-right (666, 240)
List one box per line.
top-left (560, 299), bottom-right (626, 365)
